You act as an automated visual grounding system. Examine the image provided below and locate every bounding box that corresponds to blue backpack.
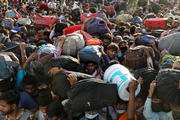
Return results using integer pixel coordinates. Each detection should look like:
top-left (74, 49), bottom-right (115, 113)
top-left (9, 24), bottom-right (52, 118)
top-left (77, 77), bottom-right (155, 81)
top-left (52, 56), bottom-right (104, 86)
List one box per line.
top-left (86, 17), bottom-right (108, 35)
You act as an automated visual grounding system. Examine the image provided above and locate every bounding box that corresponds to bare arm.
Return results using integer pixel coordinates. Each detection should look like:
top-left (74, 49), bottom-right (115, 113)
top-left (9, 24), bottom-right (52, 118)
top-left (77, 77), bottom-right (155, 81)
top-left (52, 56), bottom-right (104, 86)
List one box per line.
top-left (127, 80), bottom-right (137, 120)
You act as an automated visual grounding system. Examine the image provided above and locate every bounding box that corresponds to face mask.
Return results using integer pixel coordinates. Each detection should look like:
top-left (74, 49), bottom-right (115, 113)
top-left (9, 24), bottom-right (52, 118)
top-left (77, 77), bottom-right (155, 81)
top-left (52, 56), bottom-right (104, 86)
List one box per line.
top-left (117, 110), bottom-right (126, 114)
top-left (85, 112), bottom-right (99, 119)
top-left (152, 102), bottom-right (163, 112)
top-left (120, 47), bottom-right (128, 53)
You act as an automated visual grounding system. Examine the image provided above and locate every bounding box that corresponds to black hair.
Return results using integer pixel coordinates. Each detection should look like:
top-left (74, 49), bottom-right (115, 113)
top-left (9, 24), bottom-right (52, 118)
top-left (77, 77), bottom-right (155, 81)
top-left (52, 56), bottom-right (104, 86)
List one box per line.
top-left (109, 60), bottom-right (120, 66)
top-left (130, 25), bottom-right (136, 34)
top-left (46, 100), bottom-right (65, 118)
top-left (22, 74), bottom-right (36, 87)
top-left (37, 89), bottom-right (52, 107)
top-left (0, 90), bottom-right (20, 105)
top-left (43, 31), bottom-right (50, 36)
top-left (101, 33), bottom-right (113, 41)
top-left (123, 29), bottom-right (130, 36)
top-left (118, 40), bottom-right (128, 47)
top-left (0, 29), bottom-right (8, 36)
top-left (107, 43), bottom-right (119, 52)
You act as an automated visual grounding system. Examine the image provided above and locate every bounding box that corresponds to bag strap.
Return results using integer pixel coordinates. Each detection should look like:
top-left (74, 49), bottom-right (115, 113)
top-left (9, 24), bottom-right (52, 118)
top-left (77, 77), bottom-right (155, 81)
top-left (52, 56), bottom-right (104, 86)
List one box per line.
top-left (1, 44), bottom-right (19, 52)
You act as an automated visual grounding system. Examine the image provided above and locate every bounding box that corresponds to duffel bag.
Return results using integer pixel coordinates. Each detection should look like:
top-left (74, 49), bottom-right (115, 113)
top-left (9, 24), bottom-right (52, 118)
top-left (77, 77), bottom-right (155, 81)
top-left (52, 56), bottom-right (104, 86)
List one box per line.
top-left (54, 33), bottom-right (85, 57)
top-left (78, 30), bottom-right (101, 46)
top-left (145, 18), bottom-right (168, 30)
top-left (156, 69), bottom-right (180, 107)
top-left (85, 17), bottom-right (108, 35)
top-left (52, 72), bottom-right (94, 99)
top-left (78, 46), bottom-right (102, 63)
top-left (122, 46), bottom-right (155, 70)
top-left (158, 32), bottom-right (180, 56)
top-left (67, 78), bottom-right (118, 114)
top-left (43, 55), bottom-right (82, 74)
top-left (160, 54), bottom-right (180, 69)
top-left (63, 25), bottom-right (82, 35)
top-left (140, 35), bottom-right (157, 43)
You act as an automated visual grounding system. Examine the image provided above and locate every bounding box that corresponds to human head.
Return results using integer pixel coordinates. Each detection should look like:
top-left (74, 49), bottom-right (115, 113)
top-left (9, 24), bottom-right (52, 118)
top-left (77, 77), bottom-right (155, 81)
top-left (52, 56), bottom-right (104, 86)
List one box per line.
top-left (0, 90), bottom-right (20, 115)
top-left (85, 110), bottom-right (99, 119)
top-left (46, 100), bottom-right (65, 120)
top-left (86, 62), bottom-right (98, 75)
top-left (106, 43), bottom-right (119, 59)
top-left (118, 40), bottom-right (128, 53)
top-left (11, 34), bottom-right (21, 42)
top-left (101, 33), bottom-right (113, 48)
top-left (22, 74), bottom-right (36, 94)
top-left (37, 89), bottom-right (52, 113)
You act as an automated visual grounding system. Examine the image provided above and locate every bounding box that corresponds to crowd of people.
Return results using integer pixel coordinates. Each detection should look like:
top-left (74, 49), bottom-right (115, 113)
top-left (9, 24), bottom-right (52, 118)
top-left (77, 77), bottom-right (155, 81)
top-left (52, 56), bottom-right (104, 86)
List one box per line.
top-left (0, 0), bottom-right (180, 120)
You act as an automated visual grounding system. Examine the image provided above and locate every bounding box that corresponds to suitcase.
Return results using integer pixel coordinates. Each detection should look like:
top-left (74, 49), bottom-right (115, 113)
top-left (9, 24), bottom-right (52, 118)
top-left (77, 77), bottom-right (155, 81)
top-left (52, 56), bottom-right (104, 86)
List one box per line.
top-left (145, 18), bottom-right (168, 30)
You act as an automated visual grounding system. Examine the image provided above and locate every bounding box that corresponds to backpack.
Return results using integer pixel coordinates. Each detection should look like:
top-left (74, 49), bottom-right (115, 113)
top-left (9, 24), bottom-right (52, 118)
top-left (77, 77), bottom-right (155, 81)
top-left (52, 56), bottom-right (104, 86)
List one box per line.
top-left (160, 54), bottom-right (180, 69)
top-left (85, 17), bottom-right (108, 35)
top-left (156, 69), bottom-right (180, 107)
top-left (78, 46), bottom-right (102, 64)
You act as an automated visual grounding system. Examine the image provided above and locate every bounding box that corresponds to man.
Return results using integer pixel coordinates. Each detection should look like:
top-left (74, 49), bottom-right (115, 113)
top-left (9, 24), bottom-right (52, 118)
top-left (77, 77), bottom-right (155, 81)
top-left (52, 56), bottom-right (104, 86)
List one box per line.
top-left (85, 61), bottom-right (103, 79)
top-left (143, 80), bottom-right (174, 120)
top-left (0, 90), bottom-right (34, 120)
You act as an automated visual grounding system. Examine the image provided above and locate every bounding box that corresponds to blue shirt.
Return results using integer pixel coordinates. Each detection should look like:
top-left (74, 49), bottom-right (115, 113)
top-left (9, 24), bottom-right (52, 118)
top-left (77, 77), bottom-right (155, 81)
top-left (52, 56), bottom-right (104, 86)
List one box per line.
top-left (143, 98), bottom-right (173, 120)
top-left (19, 92), bottom-right (38, 110)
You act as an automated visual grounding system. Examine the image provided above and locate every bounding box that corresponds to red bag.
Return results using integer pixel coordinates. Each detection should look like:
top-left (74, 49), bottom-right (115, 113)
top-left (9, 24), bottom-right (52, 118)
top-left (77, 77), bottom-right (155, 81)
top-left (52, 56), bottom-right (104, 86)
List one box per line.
top-left (81, 13), bottom-right (89, 23)
top-left (79, 30), bottom-right (101, 46)
top-left (102, 5), bottom-right (115, 17)
top-left (145, 18), bottom-right (168, 30)
top-left (63, 25), bottom-right (82, 35)
top-left (81, 13), bottom-right (102, 23)
top-left (34, 14), bottom-right (60, 28)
